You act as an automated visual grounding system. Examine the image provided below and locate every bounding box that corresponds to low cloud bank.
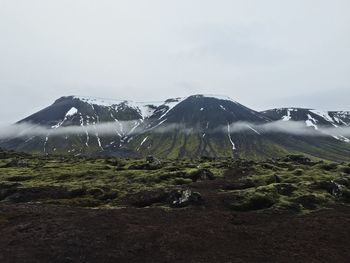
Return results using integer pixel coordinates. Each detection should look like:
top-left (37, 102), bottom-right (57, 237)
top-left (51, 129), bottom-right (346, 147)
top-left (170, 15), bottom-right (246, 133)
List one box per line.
top-left (226, 121), bottom-right (350, 138)
top-left (0, 120), bottom-right (350, 140)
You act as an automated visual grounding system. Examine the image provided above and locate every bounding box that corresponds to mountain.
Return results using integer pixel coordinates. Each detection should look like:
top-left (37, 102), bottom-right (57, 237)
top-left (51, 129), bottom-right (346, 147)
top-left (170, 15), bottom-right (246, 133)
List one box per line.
top-left (2, 95), bottom-right (180, 156)
top-left (261, 108), bottom-right (350, 142)
top-left (1, 95), bottom-right (350, 161)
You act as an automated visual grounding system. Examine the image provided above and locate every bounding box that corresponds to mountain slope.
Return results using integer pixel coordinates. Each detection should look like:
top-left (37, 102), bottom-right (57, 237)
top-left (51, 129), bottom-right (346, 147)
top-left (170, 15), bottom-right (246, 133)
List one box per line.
top-left (1, 95), bottom-right (350, 161)
top-left (2, 96), bottom-right (170, 155)
top-left (261, 108), bottom-right (350, 142)
top-left (129, 95), bottom-right (272, 158)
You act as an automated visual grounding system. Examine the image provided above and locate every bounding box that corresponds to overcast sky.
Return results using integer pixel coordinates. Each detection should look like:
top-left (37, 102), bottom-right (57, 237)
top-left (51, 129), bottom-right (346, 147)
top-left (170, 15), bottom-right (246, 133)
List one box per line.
top-left (1, 0), bottom-right (349, 124)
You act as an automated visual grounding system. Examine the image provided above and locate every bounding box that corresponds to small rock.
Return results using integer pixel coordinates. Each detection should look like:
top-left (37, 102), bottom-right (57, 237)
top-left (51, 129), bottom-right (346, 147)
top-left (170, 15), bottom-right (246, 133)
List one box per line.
top-left (146, 155), bottom-right (161, 166)
top-left (314, 181), bottom-right (345, 197)
top-left (169, 189), bottom-right (203, 208)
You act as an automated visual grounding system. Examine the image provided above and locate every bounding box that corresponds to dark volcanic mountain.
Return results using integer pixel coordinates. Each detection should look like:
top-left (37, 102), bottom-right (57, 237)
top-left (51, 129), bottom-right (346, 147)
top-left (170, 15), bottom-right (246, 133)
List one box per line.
top-left (261, 108), bottom-right (350, 142)
top-left (1, 95), bottom-right (350, 161)
top-left (262, 108), bottom-right (350, 129)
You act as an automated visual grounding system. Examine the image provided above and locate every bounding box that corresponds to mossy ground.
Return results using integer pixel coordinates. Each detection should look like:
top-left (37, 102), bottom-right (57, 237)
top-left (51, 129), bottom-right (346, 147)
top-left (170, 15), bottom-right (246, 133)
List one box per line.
top-left (222, 157), bottom-right (350, 212)
top-left (0, 151), bottom-right (349, 212)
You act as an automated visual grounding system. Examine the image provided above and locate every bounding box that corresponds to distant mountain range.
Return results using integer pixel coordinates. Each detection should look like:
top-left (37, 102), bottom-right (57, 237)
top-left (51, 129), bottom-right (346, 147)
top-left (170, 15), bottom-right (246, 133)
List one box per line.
top-left (1, 94), bottom-right (350, 161)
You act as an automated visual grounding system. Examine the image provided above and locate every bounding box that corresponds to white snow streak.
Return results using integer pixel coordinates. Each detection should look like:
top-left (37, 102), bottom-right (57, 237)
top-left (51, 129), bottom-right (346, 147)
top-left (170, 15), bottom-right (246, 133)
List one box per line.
top-left (51, 107), bottom-right (79, 129)
top-left (227, 123), bottom-right (236, 151)
top-left (281, 109), bottom-right (293, 121)
top-left (305, 114), bottom-right (318, 130)
top-left (247, 125), bottom-right (261, 135)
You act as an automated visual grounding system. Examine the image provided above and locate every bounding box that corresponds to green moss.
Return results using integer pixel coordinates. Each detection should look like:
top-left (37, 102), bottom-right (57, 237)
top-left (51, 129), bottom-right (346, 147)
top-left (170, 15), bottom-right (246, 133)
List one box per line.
top-left (0, 153), bottom-right (349, 211)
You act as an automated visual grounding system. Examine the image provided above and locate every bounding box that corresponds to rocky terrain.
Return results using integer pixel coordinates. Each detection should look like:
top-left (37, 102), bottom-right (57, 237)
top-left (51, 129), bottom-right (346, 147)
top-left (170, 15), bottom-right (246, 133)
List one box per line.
top-left (0, 149), bottom-right (350, 262)
top-left (1, 149), bottom-right (350, 211)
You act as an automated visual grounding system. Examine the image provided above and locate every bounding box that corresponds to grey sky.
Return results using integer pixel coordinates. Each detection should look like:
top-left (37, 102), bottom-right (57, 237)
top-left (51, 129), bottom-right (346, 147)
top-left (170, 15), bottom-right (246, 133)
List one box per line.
top-left (1, 0), bottom-right (349, 124)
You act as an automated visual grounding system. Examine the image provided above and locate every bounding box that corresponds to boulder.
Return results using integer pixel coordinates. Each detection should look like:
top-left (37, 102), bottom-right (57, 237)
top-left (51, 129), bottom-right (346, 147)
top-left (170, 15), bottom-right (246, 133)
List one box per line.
top-left (312, 181), bottom-right (345, 197)
top-left (146, 155), bottom-right (161, 165)
top-left (169, 189), bottom-right (203, 208)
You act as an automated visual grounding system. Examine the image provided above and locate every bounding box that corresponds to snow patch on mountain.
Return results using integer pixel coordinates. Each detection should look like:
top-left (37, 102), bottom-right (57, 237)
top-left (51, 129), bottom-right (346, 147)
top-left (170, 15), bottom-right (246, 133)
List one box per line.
top-left (333, 116), bottom-right (348, 126)
top-left (332, 112), bottom-right (350, 126)
top-left (247, 125), bottom-right (261, 135)
top-left (73, 96), bottom-right (125, 107)
top-left (219, 105), bottom-right (227, 111)
top-left (51, 107), bottom-right (79, 129)
top-left (227, 123), bottom-right (236, 151)
top-left (199, 94), bottom-right (238, 103)
top-left (332, 135), bottom-right (350, 143)
top-left (66, 107), bottom-right (78, 117)
top-left (158, 97), bottom-right (185, 120)
top-left (310, 110), bottom-right (335, 125)
top-left (72, 95), bottom-right (242, 121)
top-left (140, 136), bottom-right (148, 146)
top-left (305, 114), bottom-right (318, 130)
top-left (74, 95), bottom-right (188, 120)
top-left (281, 109), bottom-right (296, 121)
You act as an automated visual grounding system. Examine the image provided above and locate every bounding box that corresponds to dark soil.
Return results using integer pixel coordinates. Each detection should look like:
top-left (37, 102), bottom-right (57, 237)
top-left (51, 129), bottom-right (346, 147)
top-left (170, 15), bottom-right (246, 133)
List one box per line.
top-left (0, 204), bottom-right (349, 263)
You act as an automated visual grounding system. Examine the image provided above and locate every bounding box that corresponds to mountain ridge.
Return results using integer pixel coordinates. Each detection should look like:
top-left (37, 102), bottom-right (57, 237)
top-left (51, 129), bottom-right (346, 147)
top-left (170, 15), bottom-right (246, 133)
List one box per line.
top-left (1, 94), bottom-right (350, 161)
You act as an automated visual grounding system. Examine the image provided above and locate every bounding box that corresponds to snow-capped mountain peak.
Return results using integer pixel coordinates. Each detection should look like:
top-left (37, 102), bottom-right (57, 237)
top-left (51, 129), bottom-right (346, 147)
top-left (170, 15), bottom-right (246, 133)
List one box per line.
top-left (2, 95), bottom-right (350, 161)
